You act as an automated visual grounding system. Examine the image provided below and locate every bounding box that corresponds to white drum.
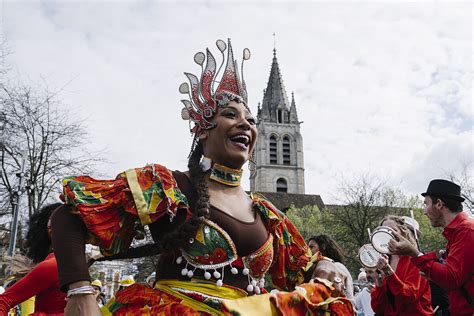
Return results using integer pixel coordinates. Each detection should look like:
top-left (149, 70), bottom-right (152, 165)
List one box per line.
top-left (371, 226), bottom-right (396, 254)
top-left (358, 244), bottom-right (382, 268)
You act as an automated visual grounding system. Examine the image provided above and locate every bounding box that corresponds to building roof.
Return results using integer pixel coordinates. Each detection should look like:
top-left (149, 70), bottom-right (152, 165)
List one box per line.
top-left (252, 191), bottom-right (325, 212)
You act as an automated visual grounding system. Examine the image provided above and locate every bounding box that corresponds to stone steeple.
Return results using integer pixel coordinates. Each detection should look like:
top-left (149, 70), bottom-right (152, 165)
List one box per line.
top-left (250, 49), bottom-right (305, 194)
top-left (260, 49), bottom-right (291, 123)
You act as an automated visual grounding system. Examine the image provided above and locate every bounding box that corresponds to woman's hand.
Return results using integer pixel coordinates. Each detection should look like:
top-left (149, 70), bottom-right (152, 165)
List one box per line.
top-left (376, 256), bottom-right (394, 279)
top-left (372, 270), bottom-right (385, 288)
top-left (65, 294), bottom-right (101, 316)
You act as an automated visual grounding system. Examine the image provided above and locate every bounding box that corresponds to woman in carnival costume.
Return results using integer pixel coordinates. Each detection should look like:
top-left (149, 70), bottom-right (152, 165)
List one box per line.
top-left (50, 38), bottom-right (354, 315)
top-left (0, 203), bottom-right (66, 315)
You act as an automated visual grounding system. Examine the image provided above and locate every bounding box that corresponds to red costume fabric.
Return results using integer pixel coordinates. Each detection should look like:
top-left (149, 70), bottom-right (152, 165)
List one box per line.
top-left (0, 253), bottom-right (66, 315)
top-left (412, 211), bottom-right (474, 315)
top-left (371, 255), bottom-right (433, 315)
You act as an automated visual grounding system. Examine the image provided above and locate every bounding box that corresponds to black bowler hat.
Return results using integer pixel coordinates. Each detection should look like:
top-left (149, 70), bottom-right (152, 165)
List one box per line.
top-left (421, 179), bottom-right (465, 202)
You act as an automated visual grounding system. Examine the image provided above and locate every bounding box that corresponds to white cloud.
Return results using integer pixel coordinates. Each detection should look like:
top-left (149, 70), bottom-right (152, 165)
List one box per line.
top-left (2, 1), bottom-right (472, 203)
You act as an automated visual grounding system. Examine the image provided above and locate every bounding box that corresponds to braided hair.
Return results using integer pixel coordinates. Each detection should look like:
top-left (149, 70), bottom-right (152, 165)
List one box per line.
top-left (155, 140), bottom-right (210, 252)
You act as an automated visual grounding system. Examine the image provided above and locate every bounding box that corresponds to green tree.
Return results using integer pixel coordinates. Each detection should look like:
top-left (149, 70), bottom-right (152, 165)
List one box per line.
top-left (286, 204), bottom-right (329, 241)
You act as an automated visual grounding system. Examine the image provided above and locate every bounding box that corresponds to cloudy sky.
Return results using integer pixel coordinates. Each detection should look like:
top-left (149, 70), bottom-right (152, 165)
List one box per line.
top-left (1, 0), bottom-right (472, 204)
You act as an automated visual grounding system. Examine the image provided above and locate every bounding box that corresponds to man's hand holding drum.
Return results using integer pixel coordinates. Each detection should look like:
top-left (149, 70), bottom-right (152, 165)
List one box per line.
top-left (387, 230), bottom-right (420, 257)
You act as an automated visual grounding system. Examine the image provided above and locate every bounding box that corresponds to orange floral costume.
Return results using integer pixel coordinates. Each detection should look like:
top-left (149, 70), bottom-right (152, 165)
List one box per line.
top-left (63, 164), bottom-right (354, 315)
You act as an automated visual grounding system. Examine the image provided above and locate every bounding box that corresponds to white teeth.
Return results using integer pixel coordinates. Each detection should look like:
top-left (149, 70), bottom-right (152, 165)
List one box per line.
top-left (230, 135), bottom-right (249, 145)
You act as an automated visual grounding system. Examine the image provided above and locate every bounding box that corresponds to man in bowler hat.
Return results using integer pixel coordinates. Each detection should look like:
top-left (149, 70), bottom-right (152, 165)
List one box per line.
top-left (388, 179), bottom-right (474, 315)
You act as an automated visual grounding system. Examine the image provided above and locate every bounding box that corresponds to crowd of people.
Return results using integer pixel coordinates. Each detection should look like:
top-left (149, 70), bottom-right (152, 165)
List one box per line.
top-left (0, 39), bottom-right (473, 315)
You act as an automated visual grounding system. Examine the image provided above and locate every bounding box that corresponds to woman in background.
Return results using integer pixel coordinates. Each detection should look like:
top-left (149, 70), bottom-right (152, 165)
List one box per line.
top-left (308, 234), bottom-right (355, 304)
top-left (0, 203), bottom-right (66, 315)
top-left (370, 215), bottom-right (433, 315)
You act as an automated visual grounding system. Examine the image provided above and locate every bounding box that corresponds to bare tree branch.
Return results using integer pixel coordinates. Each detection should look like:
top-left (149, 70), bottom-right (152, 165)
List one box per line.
top-left (0, 81), bottom-right (104, 226)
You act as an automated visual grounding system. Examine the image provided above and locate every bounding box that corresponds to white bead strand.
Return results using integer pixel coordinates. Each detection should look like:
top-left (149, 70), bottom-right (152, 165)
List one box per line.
top-left (187, 269), bottom-right (194, 278)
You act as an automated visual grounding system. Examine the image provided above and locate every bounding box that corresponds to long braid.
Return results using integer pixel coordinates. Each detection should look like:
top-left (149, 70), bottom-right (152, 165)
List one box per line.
top-left (92, 141), bottom-right (210, 263)
top-left (187, 141), bottom-right (210, 220)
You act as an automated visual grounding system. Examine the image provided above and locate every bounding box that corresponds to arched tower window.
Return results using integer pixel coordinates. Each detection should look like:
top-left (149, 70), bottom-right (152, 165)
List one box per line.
top-left (277, 109), bottom-right (283, 123)
top-left (282, 136), bottom-right (291, 165)
top-left (269, 136), bottom-right (277, 164)
top-left (276, 178), bottom-right (288, 193)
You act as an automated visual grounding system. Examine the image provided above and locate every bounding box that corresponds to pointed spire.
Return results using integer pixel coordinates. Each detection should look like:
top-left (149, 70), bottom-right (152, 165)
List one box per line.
top-left (260, 48), bottom-right (290, 123)
top-left (289, 91), bottom-right (299, 124)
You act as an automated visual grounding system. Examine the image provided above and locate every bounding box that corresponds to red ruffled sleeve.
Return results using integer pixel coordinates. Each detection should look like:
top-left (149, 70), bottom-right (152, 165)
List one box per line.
top-left (63, 164), bottom-right (190, 256)
top-left (253, 194), bottom-right (311, 291)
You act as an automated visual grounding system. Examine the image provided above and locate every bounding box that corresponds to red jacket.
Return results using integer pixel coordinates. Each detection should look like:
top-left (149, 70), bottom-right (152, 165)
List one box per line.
top-left (371, 255), bottom-right (433, 315)
top-left (412, 211), bottom-right (474, 316)
top-left (0, 253), bottom-right (66, 315)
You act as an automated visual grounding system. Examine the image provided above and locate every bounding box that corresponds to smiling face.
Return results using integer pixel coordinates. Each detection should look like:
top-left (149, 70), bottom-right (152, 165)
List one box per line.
top-left (200, 101), bottom-right (257, 169)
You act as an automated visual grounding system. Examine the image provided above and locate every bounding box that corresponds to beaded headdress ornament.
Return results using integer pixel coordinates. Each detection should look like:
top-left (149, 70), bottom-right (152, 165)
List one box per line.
top-left (179, 39), bottom-right (251, 137)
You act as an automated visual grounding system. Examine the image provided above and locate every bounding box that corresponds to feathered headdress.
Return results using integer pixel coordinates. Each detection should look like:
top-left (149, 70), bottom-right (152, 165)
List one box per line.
top-left (179, 39), bottom-right (251, 135)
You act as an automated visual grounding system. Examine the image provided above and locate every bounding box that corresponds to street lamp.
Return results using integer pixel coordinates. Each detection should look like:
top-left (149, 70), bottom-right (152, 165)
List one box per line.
top-left (7, 151), bottom-right (27, 256)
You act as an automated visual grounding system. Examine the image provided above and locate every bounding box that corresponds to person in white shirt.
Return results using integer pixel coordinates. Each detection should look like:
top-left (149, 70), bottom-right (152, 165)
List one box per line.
top-left (355, 271), bottom-right (375, 316)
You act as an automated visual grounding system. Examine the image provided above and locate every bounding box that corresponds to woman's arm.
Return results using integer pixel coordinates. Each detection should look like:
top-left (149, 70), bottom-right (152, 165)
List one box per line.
top-left (50, 205), bottom-right (101, 316)
top-left (0, 257), bottom-right (56, 314)
top-left (50, 205), bottom-right (90, 290)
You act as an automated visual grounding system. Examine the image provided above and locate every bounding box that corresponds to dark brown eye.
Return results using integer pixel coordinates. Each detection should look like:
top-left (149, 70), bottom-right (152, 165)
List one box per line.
top-left (224, 111), bottom-right (236, 118)
top-left (247, 117), bottom-right (256, 125)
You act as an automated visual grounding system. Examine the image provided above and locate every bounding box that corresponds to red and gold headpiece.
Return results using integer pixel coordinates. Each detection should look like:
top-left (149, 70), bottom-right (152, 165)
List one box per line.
top-left (179, 39), bottom-right (251, 135)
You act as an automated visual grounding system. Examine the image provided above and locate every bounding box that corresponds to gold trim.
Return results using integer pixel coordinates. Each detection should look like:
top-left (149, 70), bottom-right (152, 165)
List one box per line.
top-left (209, 163), bottom-right (243, 187)
top-left (209, 176), bottom-right (241, 187)
top-left (213, 163), bottom-right (243, 174)
top-left (125, 168), bottom-right (152, 225)
top-left (155, 279), bottom-right (247, 315)
top-left (181, 219), bottom-right (238, 270)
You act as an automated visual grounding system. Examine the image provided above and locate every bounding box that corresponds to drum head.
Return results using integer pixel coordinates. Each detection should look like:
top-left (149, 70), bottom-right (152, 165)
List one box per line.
top-left (371, 226), bottom-right (395, 254)
top-left (358, 244), bottom-right (381, 268)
